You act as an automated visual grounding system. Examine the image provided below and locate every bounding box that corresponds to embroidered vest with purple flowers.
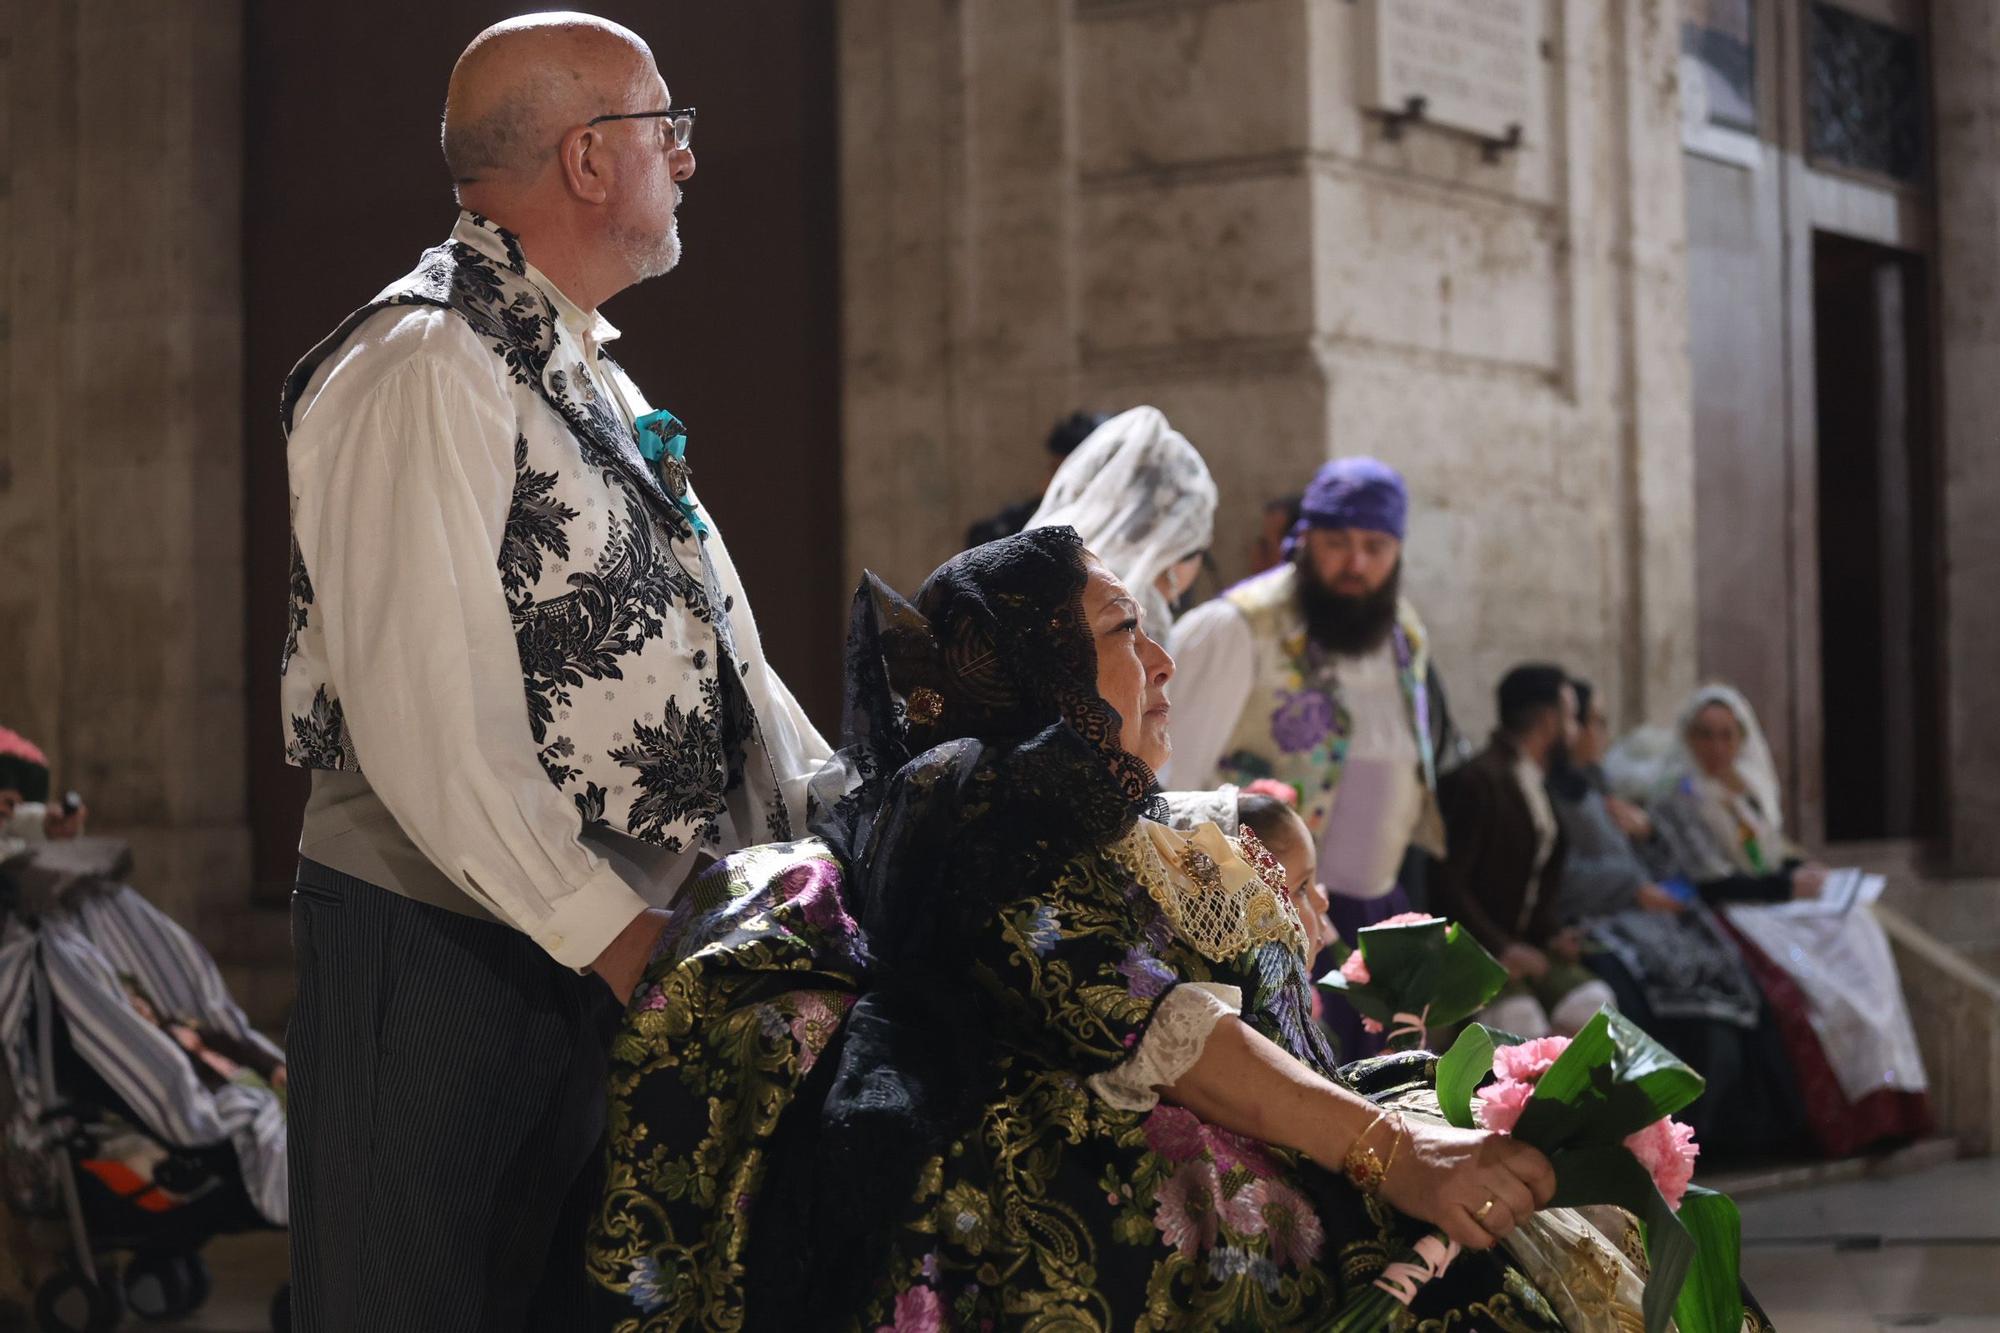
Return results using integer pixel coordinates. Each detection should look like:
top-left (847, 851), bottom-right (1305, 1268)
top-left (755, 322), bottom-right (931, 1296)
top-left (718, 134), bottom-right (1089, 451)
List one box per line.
top-left (1210, 564), bottom-right (1445, 857)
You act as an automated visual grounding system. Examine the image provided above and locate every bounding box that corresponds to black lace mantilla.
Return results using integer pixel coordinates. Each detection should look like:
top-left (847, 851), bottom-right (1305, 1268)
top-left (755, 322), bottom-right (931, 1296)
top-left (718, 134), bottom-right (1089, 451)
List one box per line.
top-left (777, 528), bottom-right (1169, 1319)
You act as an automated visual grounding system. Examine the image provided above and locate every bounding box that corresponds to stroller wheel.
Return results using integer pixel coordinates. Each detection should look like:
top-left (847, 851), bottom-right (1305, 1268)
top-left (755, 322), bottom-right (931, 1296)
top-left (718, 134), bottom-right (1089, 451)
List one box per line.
top-left (33, 1267), bottom-right (124, 1333)
top-left (125, 1250), bottom-right (210, 1321)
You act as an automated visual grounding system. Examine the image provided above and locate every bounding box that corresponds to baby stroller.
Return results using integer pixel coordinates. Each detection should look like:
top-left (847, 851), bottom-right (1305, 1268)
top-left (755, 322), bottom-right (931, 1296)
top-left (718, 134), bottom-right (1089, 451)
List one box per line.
top-left (0, 838), bottom-right (289, 1332)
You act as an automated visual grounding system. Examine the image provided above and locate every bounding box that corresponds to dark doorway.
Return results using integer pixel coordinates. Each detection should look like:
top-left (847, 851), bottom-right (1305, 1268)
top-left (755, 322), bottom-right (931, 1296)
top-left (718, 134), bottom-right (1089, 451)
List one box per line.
top-left (241, 4), bottom-right (843, 898)
top-left (1812, 232), bottom-right (1942, 841)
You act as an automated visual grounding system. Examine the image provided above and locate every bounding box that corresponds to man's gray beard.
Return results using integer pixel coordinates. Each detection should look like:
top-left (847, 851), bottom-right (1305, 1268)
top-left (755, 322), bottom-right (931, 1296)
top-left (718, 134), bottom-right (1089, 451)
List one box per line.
top-left (618, 215), bottom-right (681, 282)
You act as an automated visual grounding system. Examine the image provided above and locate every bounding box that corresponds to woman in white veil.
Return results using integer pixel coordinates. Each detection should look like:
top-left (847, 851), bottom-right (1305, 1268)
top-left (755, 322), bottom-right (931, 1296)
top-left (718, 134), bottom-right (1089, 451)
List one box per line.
top-left (1641, 683), bottom-right (1933, 1157)
top-left (1025, 405), bottom-right (1217, 636)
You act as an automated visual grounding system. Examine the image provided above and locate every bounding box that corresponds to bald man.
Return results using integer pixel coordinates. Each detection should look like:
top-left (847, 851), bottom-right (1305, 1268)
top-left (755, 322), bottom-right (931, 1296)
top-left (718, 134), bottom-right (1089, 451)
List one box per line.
top-left (278, 15), bottom-right (828, 1328)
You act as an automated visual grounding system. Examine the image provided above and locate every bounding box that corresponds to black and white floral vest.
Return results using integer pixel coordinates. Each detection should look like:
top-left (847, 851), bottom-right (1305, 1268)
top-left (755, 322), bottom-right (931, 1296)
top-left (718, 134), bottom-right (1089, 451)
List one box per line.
top-left (279, 213), bottom-right (791, 855)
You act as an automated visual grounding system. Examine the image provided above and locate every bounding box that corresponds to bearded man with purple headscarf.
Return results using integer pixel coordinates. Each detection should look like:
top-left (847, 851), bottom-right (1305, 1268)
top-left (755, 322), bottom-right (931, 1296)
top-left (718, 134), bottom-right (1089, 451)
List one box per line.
top-left (1161, 458), bottom-right (1465, 1054)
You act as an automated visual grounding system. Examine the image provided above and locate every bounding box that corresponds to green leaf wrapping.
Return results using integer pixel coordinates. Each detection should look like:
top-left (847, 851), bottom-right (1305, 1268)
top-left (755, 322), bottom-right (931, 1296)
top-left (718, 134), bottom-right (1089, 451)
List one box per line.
top-left (1516, 1008), bottom-right (1707, 1143)
top-left (1434, 1023), bottom-right (1526, 1129)
top-left (1541, 1144), bottom-right (1692, 1333)
top-left (1670, 1187), bottom-right (1747, 1333)
top-left (1494, 1010), bottom-right (1724, 1333)
top-left (1313, 919), bottom-right (1509, 1034)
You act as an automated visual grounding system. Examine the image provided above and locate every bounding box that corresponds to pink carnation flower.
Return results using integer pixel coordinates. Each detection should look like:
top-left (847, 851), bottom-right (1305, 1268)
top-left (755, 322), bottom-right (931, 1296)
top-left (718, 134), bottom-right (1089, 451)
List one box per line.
top-left (1242, 778), bottom-right (1300, 808)
top-left (1624, 1117), bottom-right (1701, 1210)
top-left (1375, 912), bottom-right (1442, 929)
top-left (1492, 1036), bottom-right (1572, 1083)
top-left (1338, 951), bottom-right (1372, 985)
top-left (1473, 1077), bottom-right (1535, 1134)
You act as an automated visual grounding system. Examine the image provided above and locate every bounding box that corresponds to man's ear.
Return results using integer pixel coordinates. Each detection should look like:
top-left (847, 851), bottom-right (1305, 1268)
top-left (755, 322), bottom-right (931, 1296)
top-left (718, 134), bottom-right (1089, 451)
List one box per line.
top-left (558, 124), bottom-right (612, 204)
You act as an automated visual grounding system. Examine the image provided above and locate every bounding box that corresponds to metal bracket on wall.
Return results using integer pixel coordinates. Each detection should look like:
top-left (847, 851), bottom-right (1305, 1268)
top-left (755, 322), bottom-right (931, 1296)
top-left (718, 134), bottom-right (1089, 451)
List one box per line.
top-left (1373, 96), bottom-right (1524, 167)
top-left (1378, 95), bottom-right (1428, 141)
top-left (1480, 123), bottom-right (1524, 163)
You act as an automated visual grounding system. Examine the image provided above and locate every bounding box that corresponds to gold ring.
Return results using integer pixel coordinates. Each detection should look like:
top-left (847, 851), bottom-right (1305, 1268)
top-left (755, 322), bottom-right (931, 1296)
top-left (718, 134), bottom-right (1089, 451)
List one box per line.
top-left (1474, 1198), bottom-right (1496, 1222)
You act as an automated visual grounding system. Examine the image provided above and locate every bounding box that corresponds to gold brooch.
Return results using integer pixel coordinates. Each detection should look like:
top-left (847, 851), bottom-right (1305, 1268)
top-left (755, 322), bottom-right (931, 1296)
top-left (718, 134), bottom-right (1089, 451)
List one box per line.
top-left (1178, 846), bottom-right (1223, 895)
top-left (906, 686), bottom-right (945, 726)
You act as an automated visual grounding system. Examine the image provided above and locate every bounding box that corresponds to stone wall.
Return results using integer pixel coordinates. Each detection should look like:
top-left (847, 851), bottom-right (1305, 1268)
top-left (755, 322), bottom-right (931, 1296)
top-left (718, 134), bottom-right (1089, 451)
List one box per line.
top-left (839, 0), bottom-right (1698, 740)
top-left (1931, 0), bottom-right (2000, 875)
top-left (0, 4), bottom-right (248, 926)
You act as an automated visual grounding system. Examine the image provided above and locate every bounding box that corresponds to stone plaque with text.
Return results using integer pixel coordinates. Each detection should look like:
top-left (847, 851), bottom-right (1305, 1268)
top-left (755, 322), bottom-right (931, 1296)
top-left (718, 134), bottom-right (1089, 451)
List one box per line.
top-left (1359, 0), bottom-right (1541, 143)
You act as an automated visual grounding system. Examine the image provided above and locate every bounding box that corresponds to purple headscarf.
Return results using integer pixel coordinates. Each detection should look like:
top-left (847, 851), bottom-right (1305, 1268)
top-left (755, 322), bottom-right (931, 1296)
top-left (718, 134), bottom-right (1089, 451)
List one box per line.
top-left (1287, 456), bottom-right (1408, 553)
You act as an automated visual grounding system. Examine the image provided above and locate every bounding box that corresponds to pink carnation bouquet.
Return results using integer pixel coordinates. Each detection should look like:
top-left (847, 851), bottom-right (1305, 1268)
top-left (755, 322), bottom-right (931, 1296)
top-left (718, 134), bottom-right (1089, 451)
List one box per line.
top-left (1473, 1036), bottom-right (1700, 1210)
top-left (1328, 1009), bottom-right (1745, 1333)
top-left (1317, 912), bottom-right (1508, 1052)
top-left (1434, 1009), bottom-right (1747, 1333)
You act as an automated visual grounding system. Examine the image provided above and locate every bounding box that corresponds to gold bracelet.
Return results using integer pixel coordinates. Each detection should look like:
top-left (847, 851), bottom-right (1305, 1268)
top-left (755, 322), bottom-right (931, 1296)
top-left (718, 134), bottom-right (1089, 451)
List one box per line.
top-left (1380, 1112), bottom-right (1406, 1183)
top-left (1342, 1110), bottom-right (1392, 1196)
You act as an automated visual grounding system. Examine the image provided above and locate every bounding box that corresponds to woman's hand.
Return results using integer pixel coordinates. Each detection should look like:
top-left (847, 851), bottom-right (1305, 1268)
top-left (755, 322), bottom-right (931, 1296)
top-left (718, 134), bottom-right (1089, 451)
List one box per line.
top-left (43, 800), bottom-right (87, 841)
top-left (1634, 883), bottom-right (1685, 914)
top-left (1375, 1118), bottom-right (1556, 1251)
top-left (1499, 942), bottom-right (1549, 981)
top-left (1605, 796), bottom-right (1653, 841)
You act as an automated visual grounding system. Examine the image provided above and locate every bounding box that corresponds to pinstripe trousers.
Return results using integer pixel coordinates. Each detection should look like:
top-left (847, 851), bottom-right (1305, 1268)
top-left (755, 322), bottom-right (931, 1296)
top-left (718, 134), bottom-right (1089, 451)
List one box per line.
top-left (288, 860), bottom-right (620, 1331)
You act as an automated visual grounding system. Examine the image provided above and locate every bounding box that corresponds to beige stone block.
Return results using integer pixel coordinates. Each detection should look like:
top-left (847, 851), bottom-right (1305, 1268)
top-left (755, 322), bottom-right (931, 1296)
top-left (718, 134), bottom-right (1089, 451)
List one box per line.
top-left (1080, 172), bottom-right (1313, 356)
top-left (116, 823), bottom-right (256, 937)
top-left (65, 692), bottom-right (170, 824)
top-left (69, 460), bottom-right (191, 583)
top-left (1304, 0), bottom-right (1559, 207)
top-left (960, 0), bottom-right (1075, 374)
top-left (1075, 0), bottom-right (1311, 176)
top-left (163, 689), bottom-right (247, 824)
top-left (69, 583), bottom-right (182, 708)
top-left (66, 314), bottom-right (205, 464)
top-left (1320, 352), bottom-right (1622, 736)
top-left (1312, 167), bottom-right (1562, 371)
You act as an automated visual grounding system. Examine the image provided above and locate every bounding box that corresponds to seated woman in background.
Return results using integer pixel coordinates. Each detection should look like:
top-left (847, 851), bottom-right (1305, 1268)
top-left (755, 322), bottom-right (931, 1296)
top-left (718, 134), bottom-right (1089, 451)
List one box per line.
top-left (1627, 684), bottom-right (1932, 1157)
top-left (1549, 679), bottom-right (1803, 1157)
top-left (588, 529), bottom-right (1678, 1331)
top-left (1024, 404), bottom-right (1216, 636)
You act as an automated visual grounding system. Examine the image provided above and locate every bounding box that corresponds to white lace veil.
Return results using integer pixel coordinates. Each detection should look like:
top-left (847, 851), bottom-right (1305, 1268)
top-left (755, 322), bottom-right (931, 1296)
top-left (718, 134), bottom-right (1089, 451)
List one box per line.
top-left (1025, 406), bottom-right (1217, 635)
top-left (1676, 683), bottom-right (1784, 835)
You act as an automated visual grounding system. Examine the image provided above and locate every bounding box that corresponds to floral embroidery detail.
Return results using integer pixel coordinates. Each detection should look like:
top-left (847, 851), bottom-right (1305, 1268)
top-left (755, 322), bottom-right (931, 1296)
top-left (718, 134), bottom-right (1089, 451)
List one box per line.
top-left (776, 859), bottom-right (857, 936)
top-left (1015, 902), bottom-right (1063, 956)
top-left (1153, 1159), bottom-right (1222, 1257)
top-left (786, 991), bottom-right (852, 1075)
top-left (1116, 946), bottom-right (1177, 999)
top-left (627, 1255), bottom-right (670, 1314)
top-left (282, 536), bottom-right (314, 676)
top-left (877, 1285), bottom-right (945, 1333)
top-left (1258, 1180), bottom-right (1326, 1269)
top-left (286, 686), bottom-right (359, 771)
top-left (609, 691), bottom-right (729, 850)
top-left (277, 219), bottom-right (793, 859)
top-left (498, 434), bottom-right (577, 604)
top-left (1270, 687), bottom-right (1338, 754)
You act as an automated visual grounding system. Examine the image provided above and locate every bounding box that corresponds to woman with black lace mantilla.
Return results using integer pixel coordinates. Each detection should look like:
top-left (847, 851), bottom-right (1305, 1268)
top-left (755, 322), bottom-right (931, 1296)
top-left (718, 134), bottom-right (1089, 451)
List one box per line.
top-left (586, 529), bottom-right (1683, 1331)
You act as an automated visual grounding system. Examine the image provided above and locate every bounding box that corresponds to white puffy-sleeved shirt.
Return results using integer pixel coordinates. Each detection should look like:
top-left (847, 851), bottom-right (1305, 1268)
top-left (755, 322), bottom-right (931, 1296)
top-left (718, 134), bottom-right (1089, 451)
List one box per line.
top-left (1165, 598), bottom-right (1421, 901)
top-left (286, 218), bottom-right (829, 969)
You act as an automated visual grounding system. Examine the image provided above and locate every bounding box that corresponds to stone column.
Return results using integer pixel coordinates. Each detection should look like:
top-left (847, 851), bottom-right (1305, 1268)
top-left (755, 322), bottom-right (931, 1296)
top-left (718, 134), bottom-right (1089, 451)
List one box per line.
top-left (1930, 0), bottom-right (2000, 874)
top-left (838, 0), bottom-right (1696, 740)
top-left (0, 3), bottom-right (248, 924)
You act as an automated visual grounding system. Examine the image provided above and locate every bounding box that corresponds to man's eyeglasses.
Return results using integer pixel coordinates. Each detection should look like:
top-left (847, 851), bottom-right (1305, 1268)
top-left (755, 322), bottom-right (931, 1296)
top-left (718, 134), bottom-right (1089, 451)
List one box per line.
top-left (586, 106), bottom-right (697, 151)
